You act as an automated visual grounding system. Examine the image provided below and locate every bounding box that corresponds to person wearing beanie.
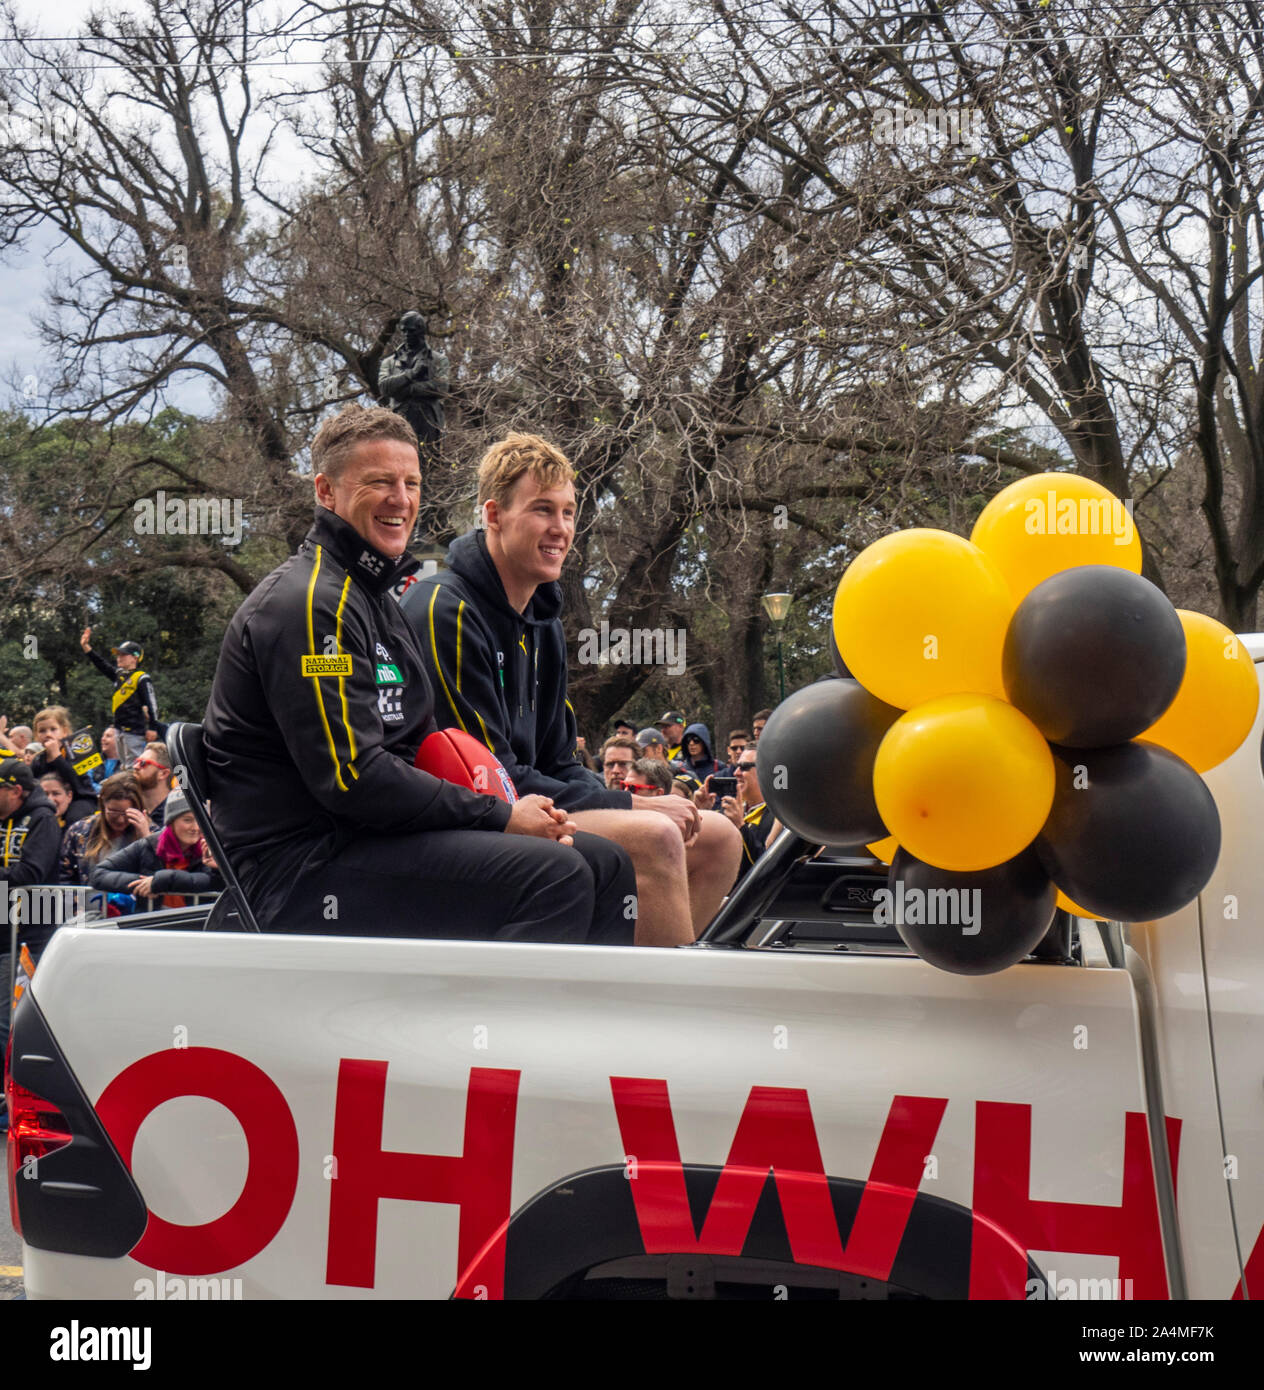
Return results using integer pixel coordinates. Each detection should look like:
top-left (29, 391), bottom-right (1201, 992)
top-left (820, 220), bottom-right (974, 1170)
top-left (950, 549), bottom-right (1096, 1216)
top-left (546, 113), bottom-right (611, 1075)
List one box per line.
top-left (91, 790), bottom-right (221, 911)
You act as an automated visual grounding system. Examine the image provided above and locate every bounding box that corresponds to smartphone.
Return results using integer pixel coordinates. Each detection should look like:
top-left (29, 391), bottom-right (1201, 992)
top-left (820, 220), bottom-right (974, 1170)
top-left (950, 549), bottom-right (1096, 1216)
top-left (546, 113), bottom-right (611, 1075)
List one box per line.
top-left (710, 776), bottom-right (738, 800)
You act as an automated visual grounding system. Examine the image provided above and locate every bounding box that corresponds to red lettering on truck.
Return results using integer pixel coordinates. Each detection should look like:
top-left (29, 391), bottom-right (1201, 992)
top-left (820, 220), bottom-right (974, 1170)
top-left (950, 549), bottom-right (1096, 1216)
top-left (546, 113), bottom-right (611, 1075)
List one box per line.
top-left (970, 1102), bottom-right (1181, 1299)
top-left (325, 1060), bottom-right (520, 1298)
top-left (92, 1049), bottom-right (1192, 1299)
top-left (611, 1079), bottom-right (947, 1279)
top-left (95, 1046), bottom-right (300, 1276)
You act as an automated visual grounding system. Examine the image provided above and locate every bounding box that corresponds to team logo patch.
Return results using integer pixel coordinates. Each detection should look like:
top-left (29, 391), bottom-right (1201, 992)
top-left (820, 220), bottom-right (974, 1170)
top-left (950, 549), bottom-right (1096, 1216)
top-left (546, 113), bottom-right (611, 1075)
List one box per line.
top-left (301, 654), bottom-right (354, 677)
top-left (375, 663), bottom-right (402, 685)
top-left (378, 687), bottom-right (404, 723)
top-left (70, 732), bottom-right (94, 758)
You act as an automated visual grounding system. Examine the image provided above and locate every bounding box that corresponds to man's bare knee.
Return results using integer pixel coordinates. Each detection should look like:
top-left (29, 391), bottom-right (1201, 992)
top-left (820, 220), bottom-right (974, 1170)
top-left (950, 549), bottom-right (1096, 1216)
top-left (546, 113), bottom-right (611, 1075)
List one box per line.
top-left (573, 808), bottom-right (684, 868)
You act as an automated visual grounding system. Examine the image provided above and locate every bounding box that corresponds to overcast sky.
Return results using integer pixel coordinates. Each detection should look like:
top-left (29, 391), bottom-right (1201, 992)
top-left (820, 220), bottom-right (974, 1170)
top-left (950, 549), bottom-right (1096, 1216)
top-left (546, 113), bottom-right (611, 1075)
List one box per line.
top-left (1, 1), bottom-right (264, 419)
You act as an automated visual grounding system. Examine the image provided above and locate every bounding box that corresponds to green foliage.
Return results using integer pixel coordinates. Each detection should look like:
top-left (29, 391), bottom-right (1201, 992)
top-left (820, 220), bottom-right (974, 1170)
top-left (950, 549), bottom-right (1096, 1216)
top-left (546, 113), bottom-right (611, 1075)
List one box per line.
top-left (0, 410), bottom-right (240, 732)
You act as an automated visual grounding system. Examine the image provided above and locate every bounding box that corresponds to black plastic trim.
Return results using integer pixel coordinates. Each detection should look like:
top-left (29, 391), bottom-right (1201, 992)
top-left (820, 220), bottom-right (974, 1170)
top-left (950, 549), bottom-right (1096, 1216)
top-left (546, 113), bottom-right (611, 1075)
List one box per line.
top-left (501, 1163), bottom-right (1048, 1300)
top-left (8, 988), bottom-right (149, 1257)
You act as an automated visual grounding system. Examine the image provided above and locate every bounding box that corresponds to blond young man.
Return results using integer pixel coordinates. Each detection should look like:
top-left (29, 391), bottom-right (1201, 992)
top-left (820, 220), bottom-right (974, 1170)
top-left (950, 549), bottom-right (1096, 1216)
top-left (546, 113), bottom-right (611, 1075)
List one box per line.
top-left (403, 432), bottom-right (741, 946)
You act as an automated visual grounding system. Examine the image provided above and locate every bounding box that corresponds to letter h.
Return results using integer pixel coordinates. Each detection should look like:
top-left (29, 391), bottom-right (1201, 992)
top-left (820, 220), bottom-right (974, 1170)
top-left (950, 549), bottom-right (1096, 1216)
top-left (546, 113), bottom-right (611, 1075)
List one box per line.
top-left (970, 1101), bottom-right (1180, 1298)
top-left (326, 1061), bottom-right (521, 1297)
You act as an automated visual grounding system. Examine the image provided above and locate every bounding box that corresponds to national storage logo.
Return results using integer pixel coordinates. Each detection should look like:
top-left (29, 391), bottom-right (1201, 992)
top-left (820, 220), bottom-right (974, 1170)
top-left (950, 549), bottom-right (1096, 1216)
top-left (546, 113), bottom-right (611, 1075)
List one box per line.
top-left (301, 655), bottom-right (354, 677)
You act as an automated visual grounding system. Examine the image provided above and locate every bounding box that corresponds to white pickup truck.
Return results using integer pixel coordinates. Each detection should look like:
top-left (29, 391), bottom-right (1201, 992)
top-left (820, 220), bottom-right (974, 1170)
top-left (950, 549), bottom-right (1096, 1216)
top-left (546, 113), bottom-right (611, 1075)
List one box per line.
top-left (7, 643), bottom-right (1264, 1303)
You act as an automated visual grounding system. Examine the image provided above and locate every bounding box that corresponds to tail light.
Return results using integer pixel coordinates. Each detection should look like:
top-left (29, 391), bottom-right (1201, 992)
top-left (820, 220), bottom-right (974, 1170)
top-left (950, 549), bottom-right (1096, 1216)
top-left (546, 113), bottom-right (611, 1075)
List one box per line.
top-left (5, 990), bottom-right (147, 1256)
top-left (6, 1034), bottom-right (73, 1238)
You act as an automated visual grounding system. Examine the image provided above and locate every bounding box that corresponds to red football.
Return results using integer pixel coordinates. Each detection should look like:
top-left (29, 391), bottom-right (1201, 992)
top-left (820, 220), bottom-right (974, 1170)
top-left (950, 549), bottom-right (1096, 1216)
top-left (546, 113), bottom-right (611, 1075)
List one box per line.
top-left (414, 728), bottom-right (519, 803)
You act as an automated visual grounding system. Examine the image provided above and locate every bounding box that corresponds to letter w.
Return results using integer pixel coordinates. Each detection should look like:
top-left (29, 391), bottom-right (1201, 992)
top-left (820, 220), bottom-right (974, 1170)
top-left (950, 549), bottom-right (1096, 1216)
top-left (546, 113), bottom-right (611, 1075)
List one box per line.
top-left (610, 1079), bottom-right (945, 1278)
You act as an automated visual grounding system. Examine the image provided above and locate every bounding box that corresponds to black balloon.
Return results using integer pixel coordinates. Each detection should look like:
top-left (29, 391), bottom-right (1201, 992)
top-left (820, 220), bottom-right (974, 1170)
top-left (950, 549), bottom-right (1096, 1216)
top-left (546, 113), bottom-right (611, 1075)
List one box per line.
top-left (758, 678), bottom-right (900, 845)
top-left (1036, 742), bottom-right (1221, 922)
top-left (828, 628), bottom-right (852, 679)
top-left (1003, 566), bottom-right (1186, 747)
top-left (884, 848), bottom-right (1056, 975)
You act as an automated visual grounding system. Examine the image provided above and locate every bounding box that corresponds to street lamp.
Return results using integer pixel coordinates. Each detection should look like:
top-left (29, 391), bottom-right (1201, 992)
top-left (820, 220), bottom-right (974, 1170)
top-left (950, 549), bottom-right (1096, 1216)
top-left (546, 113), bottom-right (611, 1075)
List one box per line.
top-left (762, 591), bottom-right (793, 703)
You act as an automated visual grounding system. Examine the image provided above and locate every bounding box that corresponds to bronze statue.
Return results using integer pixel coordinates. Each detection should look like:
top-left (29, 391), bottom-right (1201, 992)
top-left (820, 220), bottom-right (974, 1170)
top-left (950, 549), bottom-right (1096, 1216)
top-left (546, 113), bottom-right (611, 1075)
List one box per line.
top-left (379, 311), bottom-right (447, 447)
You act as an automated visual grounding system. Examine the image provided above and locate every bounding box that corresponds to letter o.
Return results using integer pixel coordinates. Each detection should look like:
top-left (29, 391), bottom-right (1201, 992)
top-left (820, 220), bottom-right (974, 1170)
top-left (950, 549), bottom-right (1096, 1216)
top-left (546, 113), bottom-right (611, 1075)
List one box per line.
top-left (95, 1047), bottom-right (300, 1276)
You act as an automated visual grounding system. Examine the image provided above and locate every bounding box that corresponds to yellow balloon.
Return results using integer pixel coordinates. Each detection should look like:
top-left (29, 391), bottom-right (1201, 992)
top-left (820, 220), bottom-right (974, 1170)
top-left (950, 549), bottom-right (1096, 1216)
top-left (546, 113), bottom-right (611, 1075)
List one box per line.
top-left (971, 472), bottom-right (1143, 603)
top-left (1055, 888), bottom-right (1106, 921)
top-left (873, 694), bottom-right (1055, 872)
top-left (832, 530), bottom-right (1011, 710)
top-left (867, 835), bottom-right (899, 865)
top-left (1140, 611), bottom-right (1260, 772)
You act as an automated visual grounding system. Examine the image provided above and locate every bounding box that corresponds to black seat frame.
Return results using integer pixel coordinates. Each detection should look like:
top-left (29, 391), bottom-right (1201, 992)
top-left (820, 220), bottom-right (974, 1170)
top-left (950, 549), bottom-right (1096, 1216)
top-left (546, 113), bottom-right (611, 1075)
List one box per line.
top-left (166, 722), bottom-right (262, 933)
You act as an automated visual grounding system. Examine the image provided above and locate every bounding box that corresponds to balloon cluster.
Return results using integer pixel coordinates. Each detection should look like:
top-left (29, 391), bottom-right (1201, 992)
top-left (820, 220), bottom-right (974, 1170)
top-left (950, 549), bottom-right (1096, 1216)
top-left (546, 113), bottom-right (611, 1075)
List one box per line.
top-left (759, 473), bottom-right (1259, 975)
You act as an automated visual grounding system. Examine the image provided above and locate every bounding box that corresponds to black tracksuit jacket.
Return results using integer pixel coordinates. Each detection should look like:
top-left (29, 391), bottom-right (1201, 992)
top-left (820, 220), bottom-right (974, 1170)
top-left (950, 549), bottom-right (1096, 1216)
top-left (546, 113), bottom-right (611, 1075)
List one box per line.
top-left (203, 509), bottom-right (512, 927)
top-left (401, 530), bottom-right (631, 813)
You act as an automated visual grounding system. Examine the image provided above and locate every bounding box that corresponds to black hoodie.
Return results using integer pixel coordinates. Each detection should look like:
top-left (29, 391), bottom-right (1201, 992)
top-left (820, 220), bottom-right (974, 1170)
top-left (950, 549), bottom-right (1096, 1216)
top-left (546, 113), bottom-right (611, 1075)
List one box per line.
top-left (1, 784), bottom-right (63, 952)
top-left (401, 530), bottom-right (631, 813)
top-left (0, 784), bottom-right (60, 888)
top-left (203, 509), bottom-right (513, 927)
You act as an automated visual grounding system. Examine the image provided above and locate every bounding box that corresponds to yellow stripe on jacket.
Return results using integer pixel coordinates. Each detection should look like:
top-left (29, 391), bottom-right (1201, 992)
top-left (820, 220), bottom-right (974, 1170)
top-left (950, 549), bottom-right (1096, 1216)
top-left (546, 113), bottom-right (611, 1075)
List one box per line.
top-left (306, 547), bottom-right (349, 792)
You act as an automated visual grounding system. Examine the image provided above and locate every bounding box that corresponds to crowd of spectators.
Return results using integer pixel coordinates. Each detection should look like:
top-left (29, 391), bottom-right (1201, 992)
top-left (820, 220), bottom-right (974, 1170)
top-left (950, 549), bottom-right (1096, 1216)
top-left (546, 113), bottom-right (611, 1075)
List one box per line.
top-left (4, 677), bottom-right (773, 929)
top-left (3, 665), bottom-right (769, 992)
top-left (1, 644), bottom-right (226, 1068)
top-left (590, 707), bottom-right (777, 888)
top-left (0, 725), bottom-right (206, 902)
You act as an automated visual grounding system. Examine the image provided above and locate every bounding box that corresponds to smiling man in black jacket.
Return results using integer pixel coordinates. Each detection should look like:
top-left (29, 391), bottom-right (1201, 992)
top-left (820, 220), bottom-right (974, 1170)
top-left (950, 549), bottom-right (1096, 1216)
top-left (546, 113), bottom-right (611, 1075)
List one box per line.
top-left (202, 405), bottom-right (634, 943)
top-left (402, 433), bottom-right (740, 946)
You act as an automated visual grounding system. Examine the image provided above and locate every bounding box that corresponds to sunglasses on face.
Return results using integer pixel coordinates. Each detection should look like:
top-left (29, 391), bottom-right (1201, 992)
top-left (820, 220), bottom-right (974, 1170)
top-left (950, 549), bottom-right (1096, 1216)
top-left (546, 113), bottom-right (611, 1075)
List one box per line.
top-left (623, 782), bottom-right (661, 794)
top-left (735, 763), bottom-right (757, 772)
top-left (604, 761), bottom-right (633, 771)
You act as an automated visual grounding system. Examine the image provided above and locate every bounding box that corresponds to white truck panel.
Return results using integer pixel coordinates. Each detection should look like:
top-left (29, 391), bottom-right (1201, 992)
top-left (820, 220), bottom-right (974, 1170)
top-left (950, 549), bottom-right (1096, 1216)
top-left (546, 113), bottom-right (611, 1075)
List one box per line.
top-left (1194, 642), bottom-right (1264, 1295)
top-left (27, 928), bottom-right (1157, 1299)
